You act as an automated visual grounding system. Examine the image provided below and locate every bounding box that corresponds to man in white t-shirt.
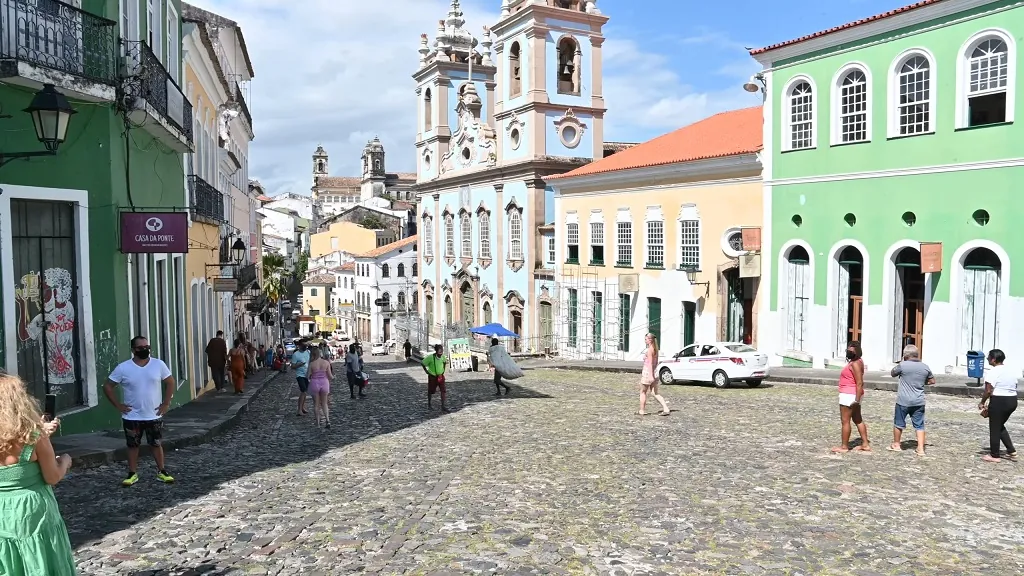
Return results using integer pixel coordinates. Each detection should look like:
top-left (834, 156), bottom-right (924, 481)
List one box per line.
top-left (103, 336), bottom-right (176, 487)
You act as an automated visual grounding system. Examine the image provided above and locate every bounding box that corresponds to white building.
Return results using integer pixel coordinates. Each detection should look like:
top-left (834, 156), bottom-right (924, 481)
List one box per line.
top-left (352, 236), bottom-right (419, 343)
top-left (311, 140), bottom-right (416, 220)
top-left (331, 262), bottom-right (356, 337)
top-left (263, 192), bottom-right (313, 220)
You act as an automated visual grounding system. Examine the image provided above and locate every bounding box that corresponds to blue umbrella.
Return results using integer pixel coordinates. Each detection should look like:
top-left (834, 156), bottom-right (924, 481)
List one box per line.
top-left (470, 323), bottom-right (519, 338)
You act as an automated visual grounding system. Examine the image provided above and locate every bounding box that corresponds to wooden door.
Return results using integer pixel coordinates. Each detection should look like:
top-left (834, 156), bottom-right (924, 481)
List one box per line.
top-left (848, 296), bottom-right (863, 343)
top-left (903, 299), bottom-right (924, 351)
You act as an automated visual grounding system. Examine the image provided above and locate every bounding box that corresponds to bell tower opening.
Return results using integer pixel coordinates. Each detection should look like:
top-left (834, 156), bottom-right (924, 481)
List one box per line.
top-left (509, 41), bottom-right (522, 98)
top-left (557, 37), bottom-right (581, 95)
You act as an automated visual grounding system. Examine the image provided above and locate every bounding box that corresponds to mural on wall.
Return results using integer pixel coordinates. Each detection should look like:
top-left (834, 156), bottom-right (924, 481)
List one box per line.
top-left (15, 268), bottom-right (77, 385)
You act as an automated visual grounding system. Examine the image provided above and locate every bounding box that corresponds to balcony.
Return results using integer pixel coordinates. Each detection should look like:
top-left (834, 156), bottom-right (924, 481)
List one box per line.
top-left (0, 0), bottom-right (118, 100)
top-left (124, 40), bottom-right (192, 151)
top-left (188, 174), bottom-right (224, 224)
top-left (235, 262), bottom-right (257, 292)
top-left (236, 87), bottom-right (251, 128)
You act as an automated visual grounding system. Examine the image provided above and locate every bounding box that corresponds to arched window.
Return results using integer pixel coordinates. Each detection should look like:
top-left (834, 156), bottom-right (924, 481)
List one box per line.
top-left (461, 212), bottom-right (472, 258)
top-left (412, 262), bottom-right (418, 277)
top-left (958, 33), bottom-right (1014, 128)
top-left (509, 210), bottom-right (523, 260)
top-left (382, 263), bottom-right (390, 278)
top-left (423, 215), bottom-right (434, 258)
top-left (483, 301), bottom-right (492, 324)
top-left (444, 295), bottom-right (453, 324)
top-left (445, 215), bottom-right (455, 257)
top-left (479, 211), bottom-right (491, 258)
top-left (397, 291), bottom-right (407, 310)
top-left (785, 78), bottom-right (815, 150)
top-left (424, 87), bottom-right (433, 131)
top-left (892, 52), bottom-right (933, 136)
top-left (834, 66), bottom-right (869, 144)
top-left (557, 37), bottom-right (581, 95)
top-left (509, 42), bottom-right (522, 98)
top-left (412, 290), bottom-right (419, 311)
top-left (397, 263), bottom-right (405, 277)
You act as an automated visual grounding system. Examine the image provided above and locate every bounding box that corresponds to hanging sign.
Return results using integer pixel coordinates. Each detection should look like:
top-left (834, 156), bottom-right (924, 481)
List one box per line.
top-left (920, 242), bottom-right (942, 273)
top-left (739, 254), bottom-right (761, 278)
top-left (741, 227), bottom-right (762, 252)
top-left (120, 212), bottom-right (188, 253)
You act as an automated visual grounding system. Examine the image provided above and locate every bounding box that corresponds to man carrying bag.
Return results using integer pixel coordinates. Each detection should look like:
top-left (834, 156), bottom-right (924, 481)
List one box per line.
top-left (422, 344), bottom-right (448, 413)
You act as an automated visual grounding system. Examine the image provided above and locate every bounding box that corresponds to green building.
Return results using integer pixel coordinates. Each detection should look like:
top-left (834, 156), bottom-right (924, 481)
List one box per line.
top-left (752, 0), bottom-right (1022, 374)
top-left (0, 0), bottom-right (193, 433)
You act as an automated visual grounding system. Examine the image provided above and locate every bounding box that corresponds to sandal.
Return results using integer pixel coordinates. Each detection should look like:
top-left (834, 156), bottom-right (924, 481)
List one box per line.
top-left (635, 411), bottom-right (648, 416)
top-left (886, 444), bottom-right (901, 452)
top-left (659, 410), bottom-right (670, 416)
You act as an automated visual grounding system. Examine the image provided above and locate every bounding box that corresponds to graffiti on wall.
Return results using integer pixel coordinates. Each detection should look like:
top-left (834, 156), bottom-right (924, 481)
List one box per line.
top-left (14, 268), bottom-right (77, 385)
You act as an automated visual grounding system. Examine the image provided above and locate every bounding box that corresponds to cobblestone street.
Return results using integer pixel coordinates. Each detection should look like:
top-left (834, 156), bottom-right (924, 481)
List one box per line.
top-left (58, 361), bottom-right (1024, 576)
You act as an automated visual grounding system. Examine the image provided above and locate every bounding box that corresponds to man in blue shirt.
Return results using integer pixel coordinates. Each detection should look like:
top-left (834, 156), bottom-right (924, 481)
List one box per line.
top-left (291, 341), bottom-right (311, 416)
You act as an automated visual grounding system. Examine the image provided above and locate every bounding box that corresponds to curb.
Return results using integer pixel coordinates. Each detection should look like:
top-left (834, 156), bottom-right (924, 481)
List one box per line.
top-left (67, 370), bottom-right (281, 470)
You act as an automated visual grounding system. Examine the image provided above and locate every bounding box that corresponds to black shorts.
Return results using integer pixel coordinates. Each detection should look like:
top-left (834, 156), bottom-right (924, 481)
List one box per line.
top-left (296, 377), bottom-right (310, 393)
top-left (123, 419), bottom-right (163, 448)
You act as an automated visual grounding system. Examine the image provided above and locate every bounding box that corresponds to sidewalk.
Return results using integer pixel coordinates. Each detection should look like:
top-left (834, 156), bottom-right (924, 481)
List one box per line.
top-left (516, 359), bottom-right (1018, 399)
top-left (52, 369), bottom-right (282, 470)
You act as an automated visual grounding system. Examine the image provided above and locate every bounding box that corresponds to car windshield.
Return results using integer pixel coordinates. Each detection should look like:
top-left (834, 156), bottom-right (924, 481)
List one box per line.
top-left (725, 344), bottom-right (756, 353)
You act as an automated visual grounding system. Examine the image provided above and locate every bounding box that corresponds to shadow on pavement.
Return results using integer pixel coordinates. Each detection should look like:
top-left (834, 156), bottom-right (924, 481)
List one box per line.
top-left (57, 358), bottom-right (551, 552)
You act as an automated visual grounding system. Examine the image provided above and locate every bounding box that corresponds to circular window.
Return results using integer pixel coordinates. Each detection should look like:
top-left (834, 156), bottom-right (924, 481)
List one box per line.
top-left (510, 128), bottom-right (521, 150)
top-left (901, 211), bottom-right (916, 227)
top-left (973, 209), bottom-right (990, 226)
top-left (844, 213), bottom-right (857, 227)
top-left (721, 227), bottom-right (746, 258)
top-left (562, 126), bottom-right (577, 144)
top-left (791, 214), bottom-right (802, 227)
top-left (559, 124), bottom-right (581, 149)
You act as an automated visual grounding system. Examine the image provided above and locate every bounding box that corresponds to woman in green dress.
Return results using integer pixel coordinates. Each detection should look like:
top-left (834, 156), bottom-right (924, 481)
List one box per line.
top-left (0, 374), bottom-right (76, 576)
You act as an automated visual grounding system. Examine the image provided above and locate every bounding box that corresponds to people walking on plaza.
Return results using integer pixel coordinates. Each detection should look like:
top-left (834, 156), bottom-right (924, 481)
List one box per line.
top-left (832, 340), bottom-right (870, 453)
top-left (0, 374), bottom-right (77, 576)
top-left (103, 336), bottom-right (176, 486)
top-left (205, 330), bottom-right (228, 392)
top-left (423, 344), bottom-right (449, 412)
top-left (345, 344), bottom-right (366, 399)
top-left (307, 347), bottom-right (334, 429)
top-left (257, 344), bottom-right (266, 369)
top-left (487, 337), bottom-right (523, 396)
top-left (638, 333), bottom-right (670, 416)
top-left (889, 344), bottom-right (935, 456)
top-left (404, 339), bottom-right (413, 362)
top-left (229, 339), bottom-right (247, 395)
top-left (979, 349), bottom-right (1018, 463)
top-left (291, 341), bottom-right (311, 415)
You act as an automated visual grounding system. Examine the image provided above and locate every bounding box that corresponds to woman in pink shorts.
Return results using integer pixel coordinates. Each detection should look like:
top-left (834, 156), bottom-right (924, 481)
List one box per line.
top-left (832, 340), bottom-right (870, 453)
top-left (307, 347), bottom-right (334, 429)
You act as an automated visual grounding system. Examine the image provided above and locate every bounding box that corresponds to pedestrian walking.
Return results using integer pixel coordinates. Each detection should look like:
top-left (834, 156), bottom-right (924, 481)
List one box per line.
top-left (404, 339), bottom-right (413, 362)
top-left (345, 344), bottom-right (366, 399)
top-left (229, 339), bottom-right (247, 395)
top-left (103, 336), bottom-right (176, 486)
top-left (638, 333), bottom-right (670, 416)
top-left (257, 344), bottom-right (266, 369)
top-left (422, 344), bottom-right (449, 412)
top-left (291, 341), bottom-right (312, 416)
top-left (832, 340), bottom-right (871, 453)
top-left (487, 337), bottom-right (523, 396)
top-left (307, 347), bottom-right (334, 429)
top-left (205, 330), bottom-right (228, 391)
top-left (979, 349), bottom-right (1018, 463)
top-left (888, 344), bottom-right (935, 456)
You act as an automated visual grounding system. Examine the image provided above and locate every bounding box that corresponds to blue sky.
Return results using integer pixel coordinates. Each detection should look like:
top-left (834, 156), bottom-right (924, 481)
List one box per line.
top-left (188, 0), bottom-right (915, 195)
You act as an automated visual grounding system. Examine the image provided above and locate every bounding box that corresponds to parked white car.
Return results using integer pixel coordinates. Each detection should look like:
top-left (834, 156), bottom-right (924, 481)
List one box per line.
top-left (370, 340), bottom-right (396, 356)
top-left (656, 342), bottom-right (769, 389)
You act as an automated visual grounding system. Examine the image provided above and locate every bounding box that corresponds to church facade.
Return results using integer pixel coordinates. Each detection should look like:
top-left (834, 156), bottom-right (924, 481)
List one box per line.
top-left (414, 0), bottom-right (606, 350)
top-left (310, 140), bottom-right (417, 225)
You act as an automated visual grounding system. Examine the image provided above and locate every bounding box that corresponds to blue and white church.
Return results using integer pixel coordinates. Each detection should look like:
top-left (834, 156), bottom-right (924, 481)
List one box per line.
top-left (414, 0), bottom-right (607, 350)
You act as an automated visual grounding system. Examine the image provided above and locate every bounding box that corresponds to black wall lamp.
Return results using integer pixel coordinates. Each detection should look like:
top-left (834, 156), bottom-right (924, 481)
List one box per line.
top-left (0, 84), bottom-right (77, 168)
top-left (683, 266), bottom-right (710, 298)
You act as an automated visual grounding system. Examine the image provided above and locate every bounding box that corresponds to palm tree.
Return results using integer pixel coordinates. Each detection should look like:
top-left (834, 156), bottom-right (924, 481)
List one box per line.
top-left (262, 253), bottom-right (287, 303)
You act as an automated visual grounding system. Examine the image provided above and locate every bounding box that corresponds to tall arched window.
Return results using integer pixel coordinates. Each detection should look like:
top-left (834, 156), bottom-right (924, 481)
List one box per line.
top-left (423, 215), bottom-right (434, 258)
top-left (382, 263), bottom-right (390, 278)
top-left (397, 263), bottom-right (406, 277)
top-left (958, 33), bottom-right (1014, 128)
top-left (557, 37), bottom-right (581, 95)
top-left (785, 78), bottom-right (815, 150)
top-left (397, 291), bottom-right (407, 310)
top-left (509, 210), bottom-right (523, 260)
top-left (412, 262), bottom-right (418, 277)
top-left (483, 301), bottom-right (493, 324)
top-left (424, 87), bottom-right (433, 131)
top-left (445, 215), bottom-right (455, 257)
top-left (509, 42), bottom-right (522, 98)
top-left (893, 52), bottom-right (932, 136)
top-left (413, 290), bottom-right (419, 311)
top-left (834, 66), bottom-right (869, 144)
top-left (461, 212), bottom-right (472, 259)
top-left (479, 211), bottom-right (491, 258)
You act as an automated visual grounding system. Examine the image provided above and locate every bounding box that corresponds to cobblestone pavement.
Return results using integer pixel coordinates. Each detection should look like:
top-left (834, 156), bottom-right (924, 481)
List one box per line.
top-left (57, 362), bottom-right (1024, 575)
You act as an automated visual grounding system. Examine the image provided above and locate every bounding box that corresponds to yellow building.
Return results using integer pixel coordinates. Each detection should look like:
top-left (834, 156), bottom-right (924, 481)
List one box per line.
top-left (302, 274), bottom-right (336, 333)
top-left (548, 107), bottom-right (764, 359)
top-left (310, 221), bottom-right (390, 260)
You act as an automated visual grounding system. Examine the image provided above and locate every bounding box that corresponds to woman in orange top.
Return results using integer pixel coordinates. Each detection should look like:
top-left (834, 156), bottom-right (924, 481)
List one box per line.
top-left (229, 339), bottom-right (247, 394)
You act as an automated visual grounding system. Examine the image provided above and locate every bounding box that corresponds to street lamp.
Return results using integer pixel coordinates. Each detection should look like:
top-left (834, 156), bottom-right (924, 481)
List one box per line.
top-left (231, 238), bottom-right (247, 263)
top-left (682, 265), bottom-right (710, 298)
top-left (743, 73), bottom-right (767, 97)
top-left (0, 84), bottom-right (77, 168)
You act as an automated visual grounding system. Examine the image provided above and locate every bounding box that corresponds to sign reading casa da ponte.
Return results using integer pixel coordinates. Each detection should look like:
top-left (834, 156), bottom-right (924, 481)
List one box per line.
top-left (120, 212), bottom-right (188, 253)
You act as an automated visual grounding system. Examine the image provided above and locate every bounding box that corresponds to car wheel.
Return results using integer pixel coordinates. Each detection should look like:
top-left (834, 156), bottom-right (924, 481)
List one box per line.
top-left (658, 367), bottom-right (674, 385)
top-left (747, 379), bottom-right (763, 388)
top-left (712, 370), bottom-right (730, 389)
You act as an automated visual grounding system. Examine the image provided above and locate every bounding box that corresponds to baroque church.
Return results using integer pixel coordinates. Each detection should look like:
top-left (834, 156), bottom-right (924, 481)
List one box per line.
top-left (414, 0), bottom-right (608, 349)
top-left (310, 138), bottom-right (417, 227)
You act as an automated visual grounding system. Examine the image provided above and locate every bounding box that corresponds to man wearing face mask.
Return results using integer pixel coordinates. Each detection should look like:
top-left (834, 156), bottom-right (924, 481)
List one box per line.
top-left (103, 336), bottom-right (176, 487)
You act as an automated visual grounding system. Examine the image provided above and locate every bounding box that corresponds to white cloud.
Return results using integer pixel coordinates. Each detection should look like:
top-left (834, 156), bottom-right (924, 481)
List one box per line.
top-left (188, 0), bottom-right (760, 195)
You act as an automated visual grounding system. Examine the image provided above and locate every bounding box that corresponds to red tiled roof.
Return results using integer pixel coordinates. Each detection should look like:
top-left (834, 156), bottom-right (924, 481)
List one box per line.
top-left (548, 107), bottom-right (762, 181)
top-left (257, 195), bottom-right (273, 202)
top-left (338, 262), bottom-right (355, 272)
top-left (358, 235), bottom-right (418, 259)
top-left (750, 0), bottom-right (940, 55)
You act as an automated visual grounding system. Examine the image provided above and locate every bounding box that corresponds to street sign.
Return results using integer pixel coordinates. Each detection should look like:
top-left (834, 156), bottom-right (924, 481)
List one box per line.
top-left (213, 277), bottom-right (238, 292)
top-left (374, 298), bottom-right (388, 307)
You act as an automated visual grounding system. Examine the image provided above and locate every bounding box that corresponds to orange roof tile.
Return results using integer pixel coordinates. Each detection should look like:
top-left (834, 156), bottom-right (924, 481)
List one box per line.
top-left (358, 235), bottom-right (418, 259)
top-left (750, 0), bottom-right (939, 55)
top-left (548, 107), bottom-right (762, 181)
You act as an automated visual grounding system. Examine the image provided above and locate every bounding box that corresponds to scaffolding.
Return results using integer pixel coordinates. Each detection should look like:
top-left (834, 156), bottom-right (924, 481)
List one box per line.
top-left (552, 265), bottom-right (626, 361)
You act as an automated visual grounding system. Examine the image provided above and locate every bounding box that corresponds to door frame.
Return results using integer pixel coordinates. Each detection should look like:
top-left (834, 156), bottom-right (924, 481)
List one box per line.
top-left (0, 184), bottom-right (98, 412)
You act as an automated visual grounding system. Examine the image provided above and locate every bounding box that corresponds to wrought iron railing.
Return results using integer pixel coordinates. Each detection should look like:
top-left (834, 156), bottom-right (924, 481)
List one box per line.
top-left (188, 174), bottom-right (224, 223)
top-left (0, 0), bottom-right (118, 83)
top-left (236, 87), bottom-right (251, 127)
top-left (132, 41), bottom-right (193, 142)
top-left (235, 262), bottom-right (257, 289)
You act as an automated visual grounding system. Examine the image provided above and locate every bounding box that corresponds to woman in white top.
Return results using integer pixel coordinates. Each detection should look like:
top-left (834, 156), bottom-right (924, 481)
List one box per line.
top-left (979, 348), bottom-right (1018, 463)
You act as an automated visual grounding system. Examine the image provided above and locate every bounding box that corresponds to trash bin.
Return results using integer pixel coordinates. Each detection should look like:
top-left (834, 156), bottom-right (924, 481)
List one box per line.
top-left (966, 351), bottom-right (985, 379)
top-left (471, 355), bottom-right (479, 372)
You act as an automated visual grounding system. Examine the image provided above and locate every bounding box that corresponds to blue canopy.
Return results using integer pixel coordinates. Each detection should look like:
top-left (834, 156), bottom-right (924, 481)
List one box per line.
top-left (470, 323), bottom-right (519, 338)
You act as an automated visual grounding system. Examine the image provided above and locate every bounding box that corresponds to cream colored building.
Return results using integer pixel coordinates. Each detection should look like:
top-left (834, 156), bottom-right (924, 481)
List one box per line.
top-left (310, 221), bottom-right (394, 260)
top-left (548, 107), bottom-right (764, 359)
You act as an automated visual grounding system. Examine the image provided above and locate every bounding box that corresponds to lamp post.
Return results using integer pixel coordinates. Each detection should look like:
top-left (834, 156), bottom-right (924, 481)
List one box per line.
top-left (0, 84), bottom-right (77, 168)
top-left (231, 237), bottom-right (247, 264)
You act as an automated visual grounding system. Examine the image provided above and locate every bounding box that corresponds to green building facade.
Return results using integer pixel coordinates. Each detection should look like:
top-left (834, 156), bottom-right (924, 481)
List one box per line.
top-left (0, 0), bottom-right (193, 433)
top-left (753, 0), bottom-right (1023, 373)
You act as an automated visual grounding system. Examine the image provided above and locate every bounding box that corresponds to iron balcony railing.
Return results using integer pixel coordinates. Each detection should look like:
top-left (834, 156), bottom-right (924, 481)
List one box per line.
top-left (188, 174), bottom-right (224, 223)
top-left (0, 0), bottom-right (118, 83)
top-left (235, 262), bottom-right (257, 290)
top-left (236, 87), bottom-right (251, 128)
top-left (131, 40), bottom-right (193, 142)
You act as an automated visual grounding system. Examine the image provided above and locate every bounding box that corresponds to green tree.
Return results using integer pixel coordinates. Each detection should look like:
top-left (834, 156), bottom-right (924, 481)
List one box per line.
top-left (262, 253), bottom-right (287, 303)
top-left (295, 252), bottom-right (309, 280)
top-left (360, 215), bottom-right (387, 230)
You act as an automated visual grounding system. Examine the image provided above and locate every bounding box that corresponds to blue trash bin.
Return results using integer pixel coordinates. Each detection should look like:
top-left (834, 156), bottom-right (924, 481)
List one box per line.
top-left (966, 351), bottom-right (985, 379)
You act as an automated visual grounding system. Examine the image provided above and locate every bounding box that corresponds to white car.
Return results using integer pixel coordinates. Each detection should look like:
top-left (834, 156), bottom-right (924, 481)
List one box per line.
top-left (656, 342), bottom-right (769, 389)
top-left (370, 340), bottom-right (396, 356)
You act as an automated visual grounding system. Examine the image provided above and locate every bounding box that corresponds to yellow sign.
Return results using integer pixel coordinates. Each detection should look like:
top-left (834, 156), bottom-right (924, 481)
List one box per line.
top-left (315, 316), bottom-right (338, 332)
